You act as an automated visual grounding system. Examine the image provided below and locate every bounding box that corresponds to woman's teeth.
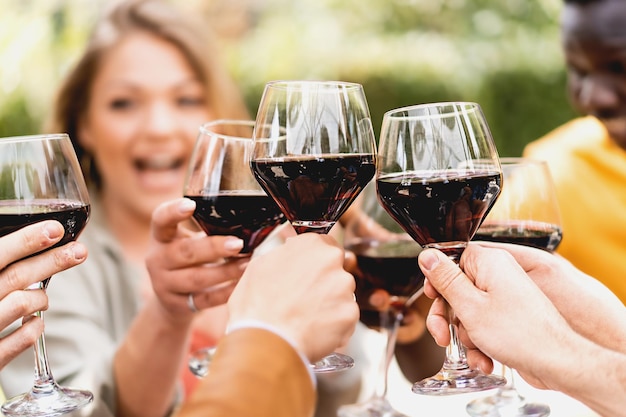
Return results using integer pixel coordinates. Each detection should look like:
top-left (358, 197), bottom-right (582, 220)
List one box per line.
top-left (135, 157), bottom-right (182, 170)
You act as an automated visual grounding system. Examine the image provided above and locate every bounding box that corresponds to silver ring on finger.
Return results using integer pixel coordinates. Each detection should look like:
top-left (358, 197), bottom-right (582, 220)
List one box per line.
top-left (187, 293), bottom-right (199, 313)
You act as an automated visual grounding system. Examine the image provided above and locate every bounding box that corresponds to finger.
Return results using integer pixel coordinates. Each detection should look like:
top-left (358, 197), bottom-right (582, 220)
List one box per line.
top-left (466, 348), bottom-right (494, 374)
top-left (0, 242), bottom-right (87, 299)
top-left (0, 317), bottom-right (43, 370)
top-left (423, 278), bottom-right (440, 299)
top-left (193, 279), bottom-right (239, 309)
top-left (0, 290), bottom-right (48, 330)
top-left (180, 258), bottom-right (247, 293)
top-left (334, 293), bottom-right (360, 349)
top-left (425, 297), bottom-right (450, 347)
top-left (151, 258), bottom-right (247, 303)
top-left (155, 234), bottom-right (245, 269)
top-left (343, 249), bottom-right (357, 274)
top-left (0, 221), bottom-right (64, 270)
top-left (369, 289), bottom-right (391, 311)
top-left (151, 198), bottom-right (197, 243)
top-left (471, 241), bottom-right (549, 271)
top-left (275, 222), bottom-right (296, 241)
top-left (418, 249), bottom-right (482, 309)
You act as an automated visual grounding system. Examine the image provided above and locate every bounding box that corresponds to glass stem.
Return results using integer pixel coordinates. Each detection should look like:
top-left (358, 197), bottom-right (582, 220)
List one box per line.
top-left (32, 281), bottom-right (57, 394)
top-left (497, 365), bottom-right (521, 395)
top-left (442, 299), bottom-right (469, 371)
top-left (372, 308), bottom-right (403, 400)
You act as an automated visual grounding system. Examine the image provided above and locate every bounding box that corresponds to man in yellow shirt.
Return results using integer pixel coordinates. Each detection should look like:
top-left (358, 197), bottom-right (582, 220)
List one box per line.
top-left (523, 0), bottom-right (626, 304)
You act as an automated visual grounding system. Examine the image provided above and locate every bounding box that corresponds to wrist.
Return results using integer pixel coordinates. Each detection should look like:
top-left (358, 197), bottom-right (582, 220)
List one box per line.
top-left (545, 331), bottom-right (626, 411)
top-left (148, 295), bottom-right (195, 329)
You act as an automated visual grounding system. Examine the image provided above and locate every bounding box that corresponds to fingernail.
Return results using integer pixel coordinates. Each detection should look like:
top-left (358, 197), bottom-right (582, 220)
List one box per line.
top-left (44, 223), bottom-right (63, 240)
top-left (71, 243), bottom-right (87, 261)
top-left (178, 198), bottom-right (196, 213)
top-left (419, 250), bottom-right (440, 272)
top-left (224, 238), bottom-right (244, 251)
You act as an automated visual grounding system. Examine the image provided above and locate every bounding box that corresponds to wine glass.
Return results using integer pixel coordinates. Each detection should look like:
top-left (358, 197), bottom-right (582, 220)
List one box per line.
top-left (183, 119), bottom-right (287, 377)
top-left (338, 181), bottom-right (425, 417)
top-left (376, 102), bottom-right (507, 395)
top-left (467, 157), bottom-right (562, 416)
top-left (0, 133), bottom-right (93, 417)
top-left (250, 80), bottom-right (377, 372)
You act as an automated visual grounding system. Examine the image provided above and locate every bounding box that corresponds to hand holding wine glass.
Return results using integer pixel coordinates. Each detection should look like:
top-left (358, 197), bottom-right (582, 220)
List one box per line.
top-left (182, 119), bottom-right (287, 376)
top-left (250, 80), bottom-right (377, 372)
top-left (376, 102), bottom-right (506, 395)
top-left (338, 181), bottom-right (424, 417)
top-left (0, 221), bottom-right (87, 371)
top-left (183, 120), bottom-right (287, 257)
top-left (466, 157), bottom-right (562, 417)
top-left (0, 133), bottom-right (92, 417)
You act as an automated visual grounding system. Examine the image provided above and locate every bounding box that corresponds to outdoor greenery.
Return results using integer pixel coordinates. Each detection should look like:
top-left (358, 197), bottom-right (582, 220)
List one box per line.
top-left (0, 0), bottom-right (577, 156)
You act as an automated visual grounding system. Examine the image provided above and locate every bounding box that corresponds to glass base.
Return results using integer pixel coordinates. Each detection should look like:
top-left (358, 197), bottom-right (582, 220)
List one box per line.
top-left (312, 352), bottom-right (354, 373)
top-left (338, 397), bottom-right (408, 417)
top-left (466, 389), bottom-right (550, 417)
top-left (412, 367), bottom-right (506, 396)
top-left (188, 346), bottom-right (217, 378)
top-left (2, 383), bottom-right (93, 417)
top-left (189, 348), bottom-right (353, 376)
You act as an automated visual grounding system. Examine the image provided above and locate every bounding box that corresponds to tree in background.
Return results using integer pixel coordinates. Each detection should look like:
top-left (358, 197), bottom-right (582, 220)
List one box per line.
top-left (0, 0), bottom-right (575, 155)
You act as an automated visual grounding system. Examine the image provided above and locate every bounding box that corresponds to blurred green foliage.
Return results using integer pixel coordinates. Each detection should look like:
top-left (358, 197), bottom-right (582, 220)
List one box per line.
top-left (0, 0), bottom-right (577, 156)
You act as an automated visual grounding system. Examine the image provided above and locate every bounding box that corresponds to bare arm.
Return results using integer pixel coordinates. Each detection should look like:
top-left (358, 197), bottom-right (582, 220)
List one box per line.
top-left (114, 199), bottom-right (247, 417)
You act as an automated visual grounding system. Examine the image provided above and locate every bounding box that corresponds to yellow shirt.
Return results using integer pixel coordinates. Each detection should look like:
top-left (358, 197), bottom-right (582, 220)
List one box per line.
top-left (523, 116), bottom-right (626, 304)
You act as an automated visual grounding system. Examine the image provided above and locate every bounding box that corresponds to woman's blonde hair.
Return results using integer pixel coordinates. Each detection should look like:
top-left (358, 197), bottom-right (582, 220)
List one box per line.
top-left (45, 0), bottom-right (250, 190)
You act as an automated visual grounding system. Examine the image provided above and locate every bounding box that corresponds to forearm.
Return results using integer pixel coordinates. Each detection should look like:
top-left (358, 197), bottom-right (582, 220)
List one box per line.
top-left (550, 261), bottom-right (626, 352)
top-left (537, 330), bottom-right (626, 417)
top-left (114, 298), bottom-right (193, 417)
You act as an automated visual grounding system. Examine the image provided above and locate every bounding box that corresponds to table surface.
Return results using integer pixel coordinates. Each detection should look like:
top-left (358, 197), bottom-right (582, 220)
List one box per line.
top-left (356, 327), bottom-right (599, 417)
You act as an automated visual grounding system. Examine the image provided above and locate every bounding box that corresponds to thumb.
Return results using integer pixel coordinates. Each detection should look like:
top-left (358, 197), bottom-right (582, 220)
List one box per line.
top-left (151, 198), bottom-right (196, 243)
top-left (418, 248), bottom-right (479, 308)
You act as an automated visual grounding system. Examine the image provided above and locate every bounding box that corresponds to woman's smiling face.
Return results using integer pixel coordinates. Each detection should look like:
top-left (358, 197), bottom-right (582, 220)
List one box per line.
top-left (79, 31), bottom-right (212, 220)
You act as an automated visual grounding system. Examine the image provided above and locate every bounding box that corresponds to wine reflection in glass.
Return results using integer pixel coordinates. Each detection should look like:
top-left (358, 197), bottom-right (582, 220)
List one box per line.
top-left (467, 157), bottom-right (562, 417)
top-left (183, 120), bottom-right (287, 377)
top-left (0, 134), bottom-right (93, 417)
top-left (376, 102), bottom-right (507, 395)
top-left (250, 80), bottom-right (377, 372)
top-left (338, 181), bottom-right (424, 417)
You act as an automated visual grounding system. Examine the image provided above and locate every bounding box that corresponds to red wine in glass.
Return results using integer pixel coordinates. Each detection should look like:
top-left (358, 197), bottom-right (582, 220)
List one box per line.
top-left (473, 220), bottom-right (562, 252)
top-left (251, 154), bottom-right (376, 234)
top-left (0, 200), bottom-right (90, 241)
top-left (184, 119), bottom-right (290, 378)
top-left (184, 119), bottom-right (287, 258)
top-left (184, 192), bottom-right (285, 255)
top-left (466, 157), bottom-right (562, 417)
top-left (339, 180), bottom-right (425, 417)
top-left (376, 102), bottom-right (506, 395)
top-left (0, 200), bottom-right (90, 283)
top-left (347, 239), bottom-right (424, 328)
top-left (251, 80), bottom-right (378, 373)
top-left (1, 133), bottom-right (93, 417)
top-left (376, 170), bottom-right (502, 262)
